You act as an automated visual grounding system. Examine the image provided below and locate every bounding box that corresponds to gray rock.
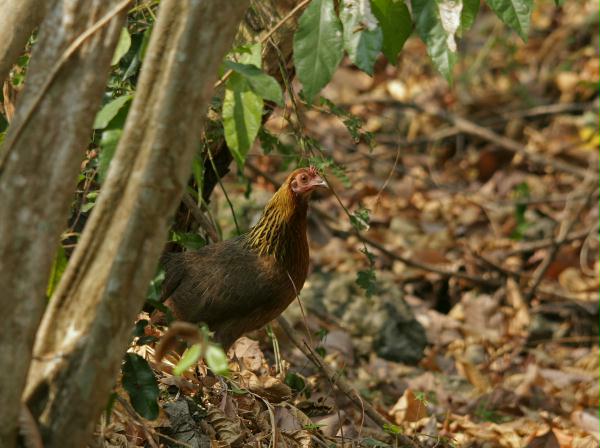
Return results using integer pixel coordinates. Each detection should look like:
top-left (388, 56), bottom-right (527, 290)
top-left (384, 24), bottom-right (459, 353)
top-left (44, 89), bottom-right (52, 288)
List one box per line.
top-left (290, 271), bottom-right (427, 364)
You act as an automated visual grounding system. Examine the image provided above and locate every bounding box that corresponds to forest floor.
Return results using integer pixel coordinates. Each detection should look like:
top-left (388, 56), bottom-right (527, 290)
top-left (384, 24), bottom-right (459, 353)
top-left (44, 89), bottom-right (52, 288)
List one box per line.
top-left (104, 2), bottom-right (598, 447)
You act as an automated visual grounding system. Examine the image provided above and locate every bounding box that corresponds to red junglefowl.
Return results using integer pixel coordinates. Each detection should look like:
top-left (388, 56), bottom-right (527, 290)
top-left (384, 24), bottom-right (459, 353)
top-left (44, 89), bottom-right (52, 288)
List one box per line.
top-left (160, 167), bottom-right (327, 349)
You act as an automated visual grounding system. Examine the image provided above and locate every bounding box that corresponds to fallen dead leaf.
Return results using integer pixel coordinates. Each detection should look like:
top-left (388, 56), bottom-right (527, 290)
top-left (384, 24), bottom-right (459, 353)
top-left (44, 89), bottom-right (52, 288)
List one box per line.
top-left (390, 388), bottom-right (429, 423)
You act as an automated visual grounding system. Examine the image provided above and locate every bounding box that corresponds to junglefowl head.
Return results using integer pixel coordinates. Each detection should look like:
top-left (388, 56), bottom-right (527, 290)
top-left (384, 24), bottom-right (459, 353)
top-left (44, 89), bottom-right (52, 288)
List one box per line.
top-left (288, 166), bottom-right (328, 198)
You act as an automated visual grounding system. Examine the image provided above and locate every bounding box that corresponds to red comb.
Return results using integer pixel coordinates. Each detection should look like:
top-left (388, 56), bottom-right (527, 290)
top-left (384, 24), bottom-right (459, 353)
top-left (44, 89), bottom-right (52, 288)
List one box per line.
top-left (307, 165), bottom-right (318, 176)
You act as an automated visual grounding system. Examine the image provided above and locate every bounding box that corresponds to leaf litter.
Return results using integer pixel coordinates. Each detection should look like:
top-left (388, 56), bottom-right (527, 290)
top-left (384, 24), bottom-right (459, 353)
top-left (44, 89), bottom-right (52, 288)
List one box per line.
top-left (102, 2), bottom-right (598, 447)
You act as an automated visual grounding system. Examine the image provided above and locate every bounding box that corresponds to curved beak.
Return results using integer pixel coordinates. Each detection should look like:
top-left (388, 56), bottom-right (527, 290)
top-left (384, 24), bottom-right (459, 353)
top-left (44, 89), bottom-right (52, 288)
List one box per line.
top-left (309, 175), bottom-right (328, 189)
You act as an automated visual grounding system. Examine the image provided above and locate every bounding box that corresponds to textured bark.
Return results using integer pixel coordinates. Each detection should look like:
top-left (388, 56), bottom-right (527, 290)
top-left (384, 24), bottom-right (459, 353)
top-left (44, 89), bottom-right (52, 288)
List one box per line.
top-left (0, 2), bottom-right (125, 446)
top-left (0, 0), bottom-right (47, 84)
top-left (24, 1), bottom-right (249, 446)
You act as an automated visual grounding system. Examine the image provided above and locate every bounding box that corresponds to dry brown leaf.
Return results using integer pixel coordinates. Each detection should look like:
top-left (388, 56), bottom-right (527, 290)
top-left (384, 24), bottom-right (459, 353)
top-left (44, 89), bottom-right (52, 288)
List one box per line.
top-left (390, 388), bottom-right (429, 423)
top-left (526, 429), bottom-right (560, 448)
top-left (514, 364), bottom-right (544, 397)
top-left (206, 407), bottom-right (246, 447)
top-left (559, 267), bottom-right (599, 297)
top-left (571, 410), bottom-right (600, 440)
top-left (231, 337), bottom-right (266, 372)
top-left (506, 277), bottom-right (531, 336)
top-left (239, 370), bottom-right (292, 402)
top-left (456, 360), bottom-right (492, 393)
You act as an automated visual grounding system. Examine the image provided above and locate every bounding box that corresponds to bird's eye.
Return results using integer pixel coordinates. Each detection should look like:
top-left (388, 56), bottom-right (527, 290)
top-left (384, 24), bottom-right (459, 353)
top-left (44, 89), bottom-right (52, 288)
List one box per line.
top-left (300, 174), bottom-right (308, 182)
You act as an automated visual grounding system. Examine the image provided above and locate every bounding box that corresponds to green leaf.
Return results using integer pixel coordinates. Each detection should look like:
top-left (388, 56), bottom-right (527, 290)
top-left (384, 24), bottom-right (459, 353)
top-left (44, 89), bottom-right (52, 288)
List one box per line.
top-left (362, 437), bottom-right (392, 447)
top-left (237, 42), bottom-right (262, 67)
top-left (98, 129), bottom-right (122, 182)
top-left (93, 95), bottom-right (132, 130)
top-left (170, 231), bottom-right (205, 250)
top-left (350, 208), bottom-right (371, 231)
top-left (122, 353), bottom-right (159, 420)
top-left (293, 0), bottom-right (344, 102)
top-left (222, 73), bottom-right (263, 169)
top-left (174, 344), bottom-right (202, 376)
top-left (284, 372), bottom-right (306, 393)
top-left (411, 0), bottom-right (458, 81)
top-left (371, 0), bottom-right (412, 64)
top-left (460, 0), bottom-right (480, 33)
top-left (340, 0), bottom-right (383, 75)
top-left (133, 319), bottom-right (149, 338)
top-left (356, 268), bottom-right (377, 297)
top-left (205, 344), bottom-right (229, 376)
top-left (111, 27), bottom-right (131, 65)
top-left (485, 0), bottom-right (533, 41)
top-left (139, 26), bottom-right (153, 61)
top-left (383, 422), bottom-right (404, 434)
top-left (46, 244), bottom-right (67, 298)
top-left (223, 61), bottom-right (283, 105)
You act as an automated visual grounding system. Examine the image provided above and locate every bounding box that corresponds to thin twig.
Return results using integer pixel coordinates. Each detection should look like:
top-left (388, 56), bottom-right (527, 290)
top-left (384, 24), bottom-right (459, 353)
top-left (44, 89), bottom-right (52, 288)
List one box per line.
top-left (524, 180), bottom-right (597, 302)
top-left (498, 101), bottom-right (596, 121)
top-left (276, 316), bottom-right (418, 448)
top-left (182, 192), bottom-right (220, 243)
top-left (422, 104), bottom-right (592, 180)
top-left (116, 394), bottom-right (195, 448)
top-left (504, 226), bottom-right (596, 256)
top-left (337, 97), bottom-right (593, 179)
top-left (330, 226), bottom-right (501, 287)
top-left (115, 396), bottom-right (161, 448)
top-left (206, 146), bottom-right (241, 234)
top-left (473, 251), bottom-right (598, 311)
top-left (213, 0), bottom-right (310, 89)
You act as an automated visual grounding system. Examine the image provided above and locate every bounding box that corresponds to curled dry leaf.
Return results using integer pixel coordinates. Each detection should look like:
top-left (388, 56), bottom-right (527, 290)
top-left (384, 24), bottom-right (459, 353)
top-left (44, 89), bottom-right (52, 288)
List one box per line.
top-left (456, 359), bottom-right (492, 393)
top-left (239, 370), bottom-right (292, 402)
top-left (232, 336), bottom-right (266, 373)
top-left (205, 407), bottom-right (246, 447)
top-left (390, 388), bottom-right (429, 424)
top-left (506, 277), bottom-right (531, 337)
top-left (571, 410), bottom-right (600, 441)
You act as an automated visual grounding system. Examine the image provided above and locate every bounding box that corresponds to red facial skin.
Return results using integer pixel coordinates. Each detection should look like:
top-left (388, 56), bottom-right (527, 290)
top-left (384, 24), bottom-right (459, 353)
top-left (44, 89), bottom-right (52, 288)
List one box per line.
top-left (290, 167), bottom-right (327, 196)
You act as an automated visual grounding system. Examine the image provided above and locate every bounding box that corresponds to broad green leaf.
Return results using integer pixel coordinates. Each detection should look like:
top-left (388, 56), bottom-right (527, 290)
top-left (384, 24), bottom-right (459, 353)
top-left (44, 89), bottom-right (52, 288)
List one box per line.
top-left (122, 353), bottom-right (159, 420)
top-left (174, 344), bottom-right (202, 376)
top-left (111, 27), bottom-right (131, 65)
top-left (284, 372), bottom-right (306, 392)
top-left (460, 0), bottom-right (480, 33)
top-left (46, 244), bottom-right (67, 298)
top-left (223, 61), bottom-right (283, 105)
top-left (293, 0), bottom-right (344, 102)
top-left (93, 95), bottom-right (132, 129)
top-left (205, 344), bottom-right (229, 376)
top-left (139, 26), bottom-right (153, 61)
top-left (485, 0), bottom-right (533, 41)
top-left (223, 73), bottom-right (263, 169)
top-left (340, 0), bottom-right (383, 75)
top-left (171, 231), bottom-right (205, 250)
top-left (411, 0), bottom-right (458, 81)
top-left (98, 129), bottom-right (122, 182)
top-left (371, 0), bottom-right (412, 64)
top-left (237, 42), bottom-right (262, 67)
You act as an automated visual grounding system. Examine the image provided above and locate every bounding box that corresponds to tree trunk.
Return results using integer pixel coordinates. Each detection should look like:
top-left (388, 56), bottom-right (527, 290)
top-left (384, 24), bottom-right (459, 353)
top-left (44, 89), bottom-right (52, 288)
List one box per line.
top-left (24, 1), bottom-right (249, 446)
top-left (0, 0), bottom-right (47, 84)
top-left (0, 1), bottom-right (126, 446)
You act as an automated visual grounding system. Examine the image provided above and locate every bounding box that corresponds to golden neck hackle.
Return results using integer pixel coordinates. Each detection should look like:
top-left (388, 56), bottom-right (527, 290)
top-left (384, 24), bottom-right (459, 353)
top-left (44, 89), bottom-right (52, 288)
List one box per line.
top-left (246, 184), bottom-right (308, 262)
